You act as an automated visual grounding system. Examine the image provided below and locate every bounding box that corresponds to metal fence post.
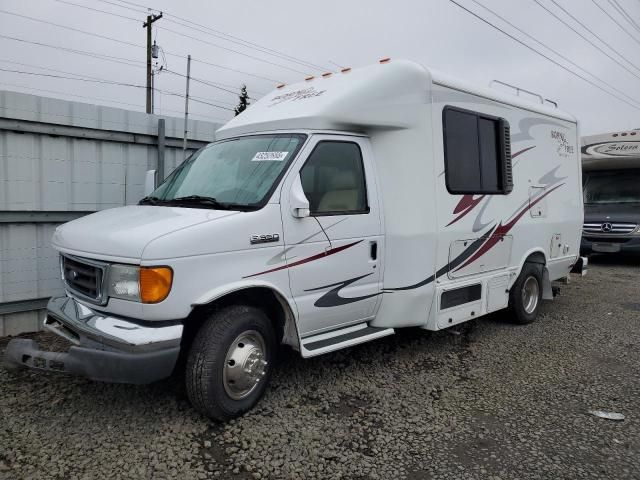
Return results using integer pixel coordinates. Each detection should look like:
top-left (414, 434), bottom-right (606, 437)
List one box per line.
top-left (157, 118), bottom-right (166, 183)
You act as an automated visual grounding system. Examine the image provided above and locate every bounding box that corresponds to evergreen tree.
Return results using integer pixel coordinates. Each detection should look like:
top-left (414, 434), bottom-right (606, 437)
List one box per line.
top-left (234, 85), bottom-right (250, 116)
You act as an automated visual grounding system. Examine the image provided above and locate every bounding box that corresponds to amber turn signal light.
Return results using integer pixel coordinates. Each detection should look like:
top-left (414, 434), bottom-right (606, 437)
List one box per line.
top-left (140, 267), bottom-right (173, 303)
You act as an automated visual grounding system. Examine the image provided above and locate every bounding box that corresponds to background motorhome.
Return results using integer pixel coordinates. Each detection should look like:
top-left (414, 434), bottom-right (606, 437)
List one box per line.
top-left (581, 130), bottom-right (640, 255)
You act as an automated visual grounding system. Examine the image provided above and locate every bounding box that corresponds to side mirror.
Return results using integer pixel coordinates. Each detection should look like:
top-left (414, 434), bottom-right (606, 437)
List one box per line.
top-left (144, 169), bottom-right (157, 197)
top-left (290, 175), bottom-right (310, 218)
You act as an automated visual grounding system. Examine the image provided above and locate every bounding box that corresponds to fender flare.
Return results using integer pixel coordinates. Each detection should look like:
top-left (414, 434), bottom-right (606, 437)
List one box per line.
top-left (191, 280), bottom-right (301, 350)
top-left (515, 248), bottom-right (552, 300)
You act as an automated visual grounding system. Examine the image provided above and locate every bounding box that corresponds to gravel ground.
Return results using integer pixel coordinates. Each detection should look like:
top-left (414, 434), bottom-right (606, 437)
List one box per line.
top-left (1, 256), bottom-right (639, 480)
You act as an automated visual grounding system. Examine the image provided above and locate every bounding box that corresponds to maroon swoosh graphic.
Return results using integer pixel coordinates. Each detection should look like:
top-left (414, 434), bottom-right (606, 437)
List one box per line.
top-left (454, 183), bottom-right (564, 271)
top-left (243, 240), bottom-right (362, 278)
top-left (447, 195), bottom-right (485, 226)
top-left (446, 146), bottom-right (537, 227)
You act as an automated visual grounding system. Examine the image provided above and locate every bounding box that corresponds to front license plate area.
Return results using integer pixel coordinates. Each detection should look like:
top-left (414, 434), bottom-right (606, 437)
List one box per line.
top-left (593, 243), bottom-right (620, 253)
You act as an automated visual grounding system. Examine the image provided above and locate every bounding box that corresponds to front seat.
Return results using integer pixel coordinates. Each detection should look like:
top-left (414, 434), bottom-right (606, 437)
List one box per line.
top-left (317, 170), bottom-right (360, 212)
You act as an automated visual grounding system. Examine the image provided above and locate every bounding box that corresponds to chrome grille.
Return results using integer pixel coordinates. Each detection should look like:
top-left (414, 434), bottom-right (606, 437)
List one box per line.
top-left (61, 255), bottom-right (105, 303)
top-left (583, 222), bottom-right (637, 234)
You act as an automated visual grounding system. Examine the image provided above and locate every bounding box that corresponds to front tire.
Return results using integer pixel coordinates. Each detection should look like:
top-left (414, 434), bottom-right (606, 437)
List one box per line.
top-left (185, 305), bottom-right (276, 421)
top-left (508, 262), bottom-right (543, 324)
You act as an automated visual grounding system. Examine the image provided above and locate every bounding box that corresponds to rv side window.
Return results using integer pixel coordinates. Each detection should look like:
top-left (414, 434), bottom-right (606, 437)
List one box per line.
top-left (300, 141), bottom-right (369, 216)
top-left (443, 106), bottom-right (512, 195)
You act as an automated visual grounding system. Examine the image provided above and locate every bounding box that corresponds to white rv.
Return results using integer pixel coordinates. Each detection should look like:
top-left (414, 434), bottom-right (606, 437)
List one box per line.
top-left (6, 60), bottom-right (585, 420)
top-left (581, 130), bottom-right (640, 255)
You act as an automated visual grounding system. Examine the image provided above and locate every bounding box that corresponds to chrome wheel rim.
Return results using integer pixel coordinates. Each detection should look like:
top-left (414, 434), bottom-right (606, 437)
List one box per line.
top-left (223, 330), bottom-right (268, 400)
top-left (522, 276), bottom-right (540, 315)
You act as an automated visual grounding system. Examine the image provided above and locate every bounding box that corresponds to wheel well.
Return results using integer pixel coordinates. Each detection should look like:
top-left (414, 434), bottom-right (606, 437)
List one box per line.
top-left (524, 251), bottom-right (546, 267)
top-left (181, 287), bottom-right (293, 352)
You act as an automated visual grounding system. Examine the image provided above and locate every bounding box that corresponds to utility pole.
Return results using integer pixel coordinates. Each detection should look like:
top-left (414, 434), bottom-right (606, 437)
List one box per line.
top-left (143, 12), bottom-right (162, 114)
top-left (182, 54), bottom-right (191, 158)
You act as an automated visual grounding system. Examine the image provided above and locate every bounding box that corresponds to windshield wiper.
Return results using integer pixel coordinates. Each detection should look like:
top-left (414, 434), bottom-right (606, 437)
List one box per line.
top-left (166, 195), bottom-right (254, 210)
top-left (139, 196), bottom-right (163, 205)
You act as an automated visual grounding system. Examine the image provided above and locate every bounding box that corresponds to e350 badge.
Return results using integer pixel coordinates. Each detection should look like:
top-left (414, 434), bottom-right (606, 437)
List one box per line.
top-left (250, 233), bottom-right (280, 245)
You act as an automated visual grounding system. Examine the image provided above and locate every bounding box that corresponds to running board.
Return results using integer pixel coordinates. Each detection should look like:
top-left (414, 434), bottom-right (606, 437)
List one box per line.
top-left (300, 323), bottom-right (394, 358)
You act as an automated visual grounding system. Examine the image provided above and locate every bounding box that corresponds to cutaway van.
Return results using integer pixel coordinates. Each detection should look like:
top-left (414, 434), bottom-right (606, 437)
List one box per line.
top-left (7, 60), bottom-right (585, 420)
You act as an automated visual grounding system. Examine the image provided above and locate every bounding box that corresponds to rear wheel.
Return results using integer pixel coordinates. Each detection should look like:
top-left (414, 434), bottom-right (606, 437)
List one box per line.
top-left (185, 305), bottom-right (276, 421)
top-left (508, 262), bottom-right (543, 324)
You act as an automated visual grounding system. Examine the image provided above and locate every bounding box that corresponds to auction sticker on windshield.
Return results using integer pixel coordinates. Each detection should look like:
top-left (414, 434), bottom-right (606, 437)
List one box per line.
top-left (252, 151), bottom-right (289, 161)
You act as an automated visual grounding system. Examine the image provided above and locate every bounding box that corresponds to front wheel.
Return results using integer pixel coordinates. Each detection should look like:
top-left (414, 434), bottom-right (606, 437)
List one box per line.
top-left (508, 262), bottom-right (543, 324)
top-left (185, 305), bottom-right (276, 421)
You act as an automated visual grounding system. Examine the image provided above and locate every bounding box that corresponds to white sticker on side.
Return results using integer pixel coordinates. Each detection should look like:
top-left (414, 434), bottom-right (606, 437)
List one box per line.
top-left (252, 151), bottom-right (289, 162)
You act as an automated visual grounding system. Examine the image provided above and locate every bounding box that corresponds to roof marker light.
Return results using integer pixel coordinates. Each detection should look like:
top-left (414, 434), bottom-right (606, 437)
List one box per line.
top-left (341, 67), bottom-right (352, 73)
top-left (613, 133), bottom-right (618, 137)
top-left (276, 83), bottom-right (286, 89)
top-left (305, 76), bottom-right (315, 81)
top-left (322, 72), bottom-right (332, 78)
top-left (621, 132), bottom-right (628, 136)
top-left (379, 57), bottom-right (391, 64)
top-left (631, 132), bottom-right (637, 135)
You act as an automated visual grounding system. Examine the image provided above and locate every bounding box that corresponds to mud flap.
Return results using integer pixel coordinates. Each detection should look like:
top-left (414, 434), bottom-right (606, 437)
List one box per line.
top-left (541, 267), bottom-right (554, 300)
top-left (570, 256), bottom-right (588, 276)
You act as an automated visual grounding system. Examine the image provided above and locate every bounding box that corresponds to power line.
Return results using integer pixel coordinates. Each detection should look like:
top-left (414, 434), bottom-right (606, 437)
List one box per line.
top-left (157, 25), bottom-right (311, 75)
top-left (0, 34), bottom-right (141, 67)
top-left (0, 6), bottom-right (313, 77)
top-left (52, 0), bottom-right (139, 22)
top-left (0, 9), bottom-right (144, 50)
top-left (0, 8), bottom-right (285, 84)
top-left (608, 0), bottom-right (640, 34)
top-left (0, 82), bottom-right (145, 109)
top-left (0, 67), bottom-right (235, 111)
top-left (0, 58), bottom-right (132, 82)
top-left (184, 56), bottom-right (281, 84)
top-left (0, 81), bottom-right (229, 122)
top-left (157, 89), bottom-right (233, 111)
top-left (448, 0), bottom-right (640, 112)
top-left (0, 67), bottom-right (149, 88)
top-left (163, 68), bottom-right (260, 99)
top-left (467, 0), bottom-right (640, 108)
top-left (160, 14), bottom-right (330, 73)
top-left (188, 93), bottom-right (236, 108)
top-left (535, 0), bottom-right (640, 80)
top-left (97, 0), bottom-right (150, 15)
top-left (0, 33), bottom-right (278, 87)
top-left (591, 0), bottom-right (640, 47)
top-left (98, 0), bottom-right (332, 72)
top-left (161, 68), bottom-right (266, 96)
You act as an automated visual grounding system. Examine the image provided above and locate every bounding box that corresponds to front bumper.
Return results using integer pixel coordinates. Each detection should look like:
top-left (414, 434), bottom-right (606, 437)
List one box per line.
top-left (581, 235), bottom-right (640, 255)
top-left (4, 296), bottom-right (183, 384)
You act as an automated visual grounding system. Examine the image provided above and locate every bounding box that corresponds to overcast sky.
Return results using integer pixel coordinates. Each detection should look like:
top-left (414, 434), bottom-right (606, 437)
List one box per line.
top-left (0, 0), bottom-right (638, 135)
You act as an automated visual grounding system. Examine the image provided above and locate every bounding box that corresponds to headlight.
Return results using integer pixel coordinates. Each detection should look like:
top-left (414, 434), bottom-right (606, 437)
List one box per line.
top-left (107, 264), bottom-right (173, 304)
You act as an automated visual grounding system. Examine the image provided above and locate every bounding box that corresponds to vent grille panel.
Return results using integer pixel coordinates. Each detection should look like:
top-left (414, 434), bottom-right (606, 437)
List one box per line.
top-left (583, 222), bottom-right (637, 234)
top-left (61, 256), bottom-right (104, 302)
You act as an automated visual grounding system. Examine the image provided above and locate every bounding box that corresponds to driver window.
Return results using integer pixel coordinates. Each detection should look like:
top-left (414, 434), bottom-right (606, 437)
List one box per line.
top-left (299, 141), bottom-right (369, 216)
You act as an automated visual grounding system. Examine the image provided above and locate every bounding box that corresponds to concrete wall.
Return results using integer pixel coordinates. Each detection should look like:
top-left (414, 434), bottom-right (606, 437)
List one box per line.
top-left (0, 90), bottom-right (222, 336)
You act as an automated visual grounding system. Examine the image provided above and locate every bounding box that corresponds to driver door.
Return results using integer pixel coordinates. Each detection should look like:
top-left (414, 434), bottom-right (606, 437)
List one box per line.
top-left (280, 135), bottom-right (383, 337)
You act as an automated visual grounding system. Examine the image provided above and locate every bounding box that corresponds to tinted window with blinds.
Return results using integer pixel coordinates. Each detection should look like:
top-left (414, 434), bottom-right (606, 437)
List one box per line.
top-left (443, 106), bottom-right (512, 195)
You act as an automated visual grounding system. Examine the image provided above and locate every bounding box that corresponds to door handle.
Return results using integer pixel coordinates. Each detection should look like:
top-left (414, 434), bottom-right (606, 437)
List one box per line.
top-left (370, 241), bottom-right (378, 260)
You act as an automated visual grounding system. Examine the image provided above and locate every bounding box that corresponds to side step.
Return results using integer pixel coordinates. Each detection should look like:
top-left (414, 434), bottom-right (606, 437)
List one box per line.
top-left (300, 323), bottom-right (394, 358)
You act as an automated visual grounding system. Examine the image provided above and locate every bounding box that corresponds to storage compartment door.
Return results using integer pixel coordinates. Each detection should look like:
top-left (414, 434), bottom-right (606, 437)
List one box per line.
top-left (448, 234), bottom-right (513, 279)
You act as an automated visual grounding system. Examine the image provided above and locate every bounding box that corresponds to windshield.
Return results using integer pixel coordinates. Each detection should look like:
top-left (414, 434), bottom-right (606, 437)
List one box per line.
top-left (583, 169), bottom-right (640, 204)
top-left (147, 134), bottom-right (306, 209)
